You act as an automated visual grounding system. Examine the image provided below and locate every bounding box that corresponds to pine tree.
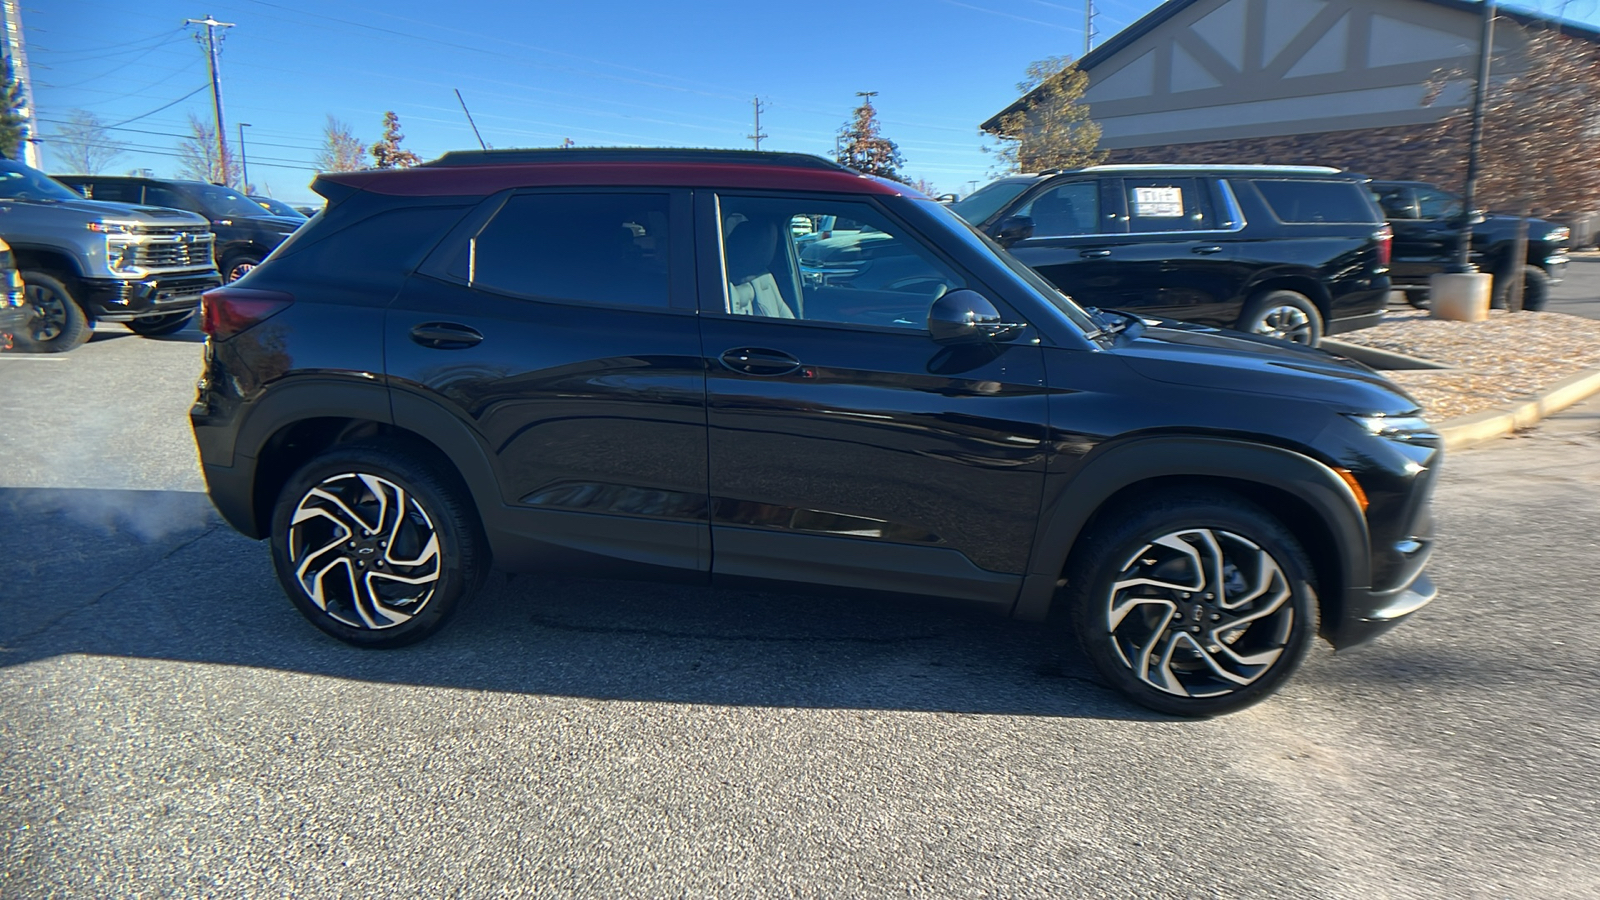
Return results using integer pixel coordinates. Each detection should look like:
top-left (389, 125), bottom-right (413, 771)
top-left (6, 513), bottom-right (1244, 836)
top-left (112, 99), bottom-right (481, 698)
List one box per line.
top-left (371, 111), bottom-right (422, 169)
top-left (987, 56), bottom-right (1105, 173)
top-left (0, 58), bottom-right (27, 160)
top-left (835, 94), bottom-right (905, 182)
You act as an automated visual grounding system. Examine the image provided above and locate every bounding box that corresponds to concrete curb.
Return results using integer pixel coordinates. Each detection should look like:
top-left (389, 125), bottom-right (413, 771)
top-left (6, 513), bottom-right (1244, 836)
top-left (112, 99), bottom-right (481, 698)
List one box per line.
top-left (1321, 338), bottom-right (1452, 371)
top-left (1436, 366), bottom-right (1600, 450)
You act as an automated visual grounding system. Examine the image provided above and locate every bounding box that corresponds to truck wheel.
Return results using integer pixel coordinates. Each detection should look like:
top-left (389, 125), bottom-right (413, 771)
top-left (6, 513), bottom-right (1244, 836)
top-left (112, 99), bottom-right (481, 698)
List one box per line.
top-left (16, 271), bottom-right (92, 353)
top-left (222, 253), bottom-right (261, 284)
top-left (1492, 265), bottom-right (1549, 312)
top-left (126, 311), bottom-right (196, 336)
top-left (1239, 290), bottom-right (1323, 347)
top-left (1061, 489), bottom-right (1318, 717)
top-left (1404, 289), bottom-right (1430, 310)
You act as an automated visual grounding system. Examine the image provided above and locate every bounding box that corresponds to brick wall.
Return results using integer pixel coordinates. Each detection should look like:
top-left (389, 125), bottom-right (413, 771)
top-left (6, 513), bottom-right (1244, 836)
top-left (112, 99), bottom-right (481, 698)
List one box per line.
top-left (1105, 123), bottom-right (1459, 187)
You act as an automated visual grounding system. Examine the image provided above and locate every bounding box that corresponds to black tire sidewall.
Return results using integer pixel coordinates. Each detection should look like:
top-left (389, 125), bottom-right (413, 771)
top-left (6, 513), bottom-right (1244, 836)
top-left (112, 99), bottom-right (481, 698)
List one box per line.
top-left (1240, 290), bottom-right (1324, 348)
top-left (1521, 266), bottom-right (1550, 311)
top-left (1063, 493), bottom-right (1319, 717)
top-left (17, 270), bottom-right (91, 353)
top-left (269, 443), bottom-right (484, 648)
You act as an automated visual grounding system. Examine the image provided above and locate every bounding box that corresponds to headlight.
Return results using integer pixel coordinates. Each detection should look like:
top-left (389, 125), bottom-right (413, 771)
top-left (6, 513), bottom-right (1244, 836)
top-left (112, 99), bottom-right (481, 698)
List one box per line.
top-left (1346, 413), bottom-right (1437, 441)
top-left (87, 220), bottom-right (137, 235)
top-left (1546, 226), bottom-right (1570, 245)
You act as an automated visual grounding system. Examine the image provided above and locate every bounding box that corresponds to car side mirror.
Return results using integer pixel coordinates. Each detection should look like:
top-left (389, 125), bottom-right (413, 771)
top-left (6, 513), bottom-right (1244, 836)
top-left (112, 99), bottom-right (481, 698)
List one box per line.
top-left (992, 215), bottom-right (1035, 247)
top-left (928, 289), bottom-right (1026, 345)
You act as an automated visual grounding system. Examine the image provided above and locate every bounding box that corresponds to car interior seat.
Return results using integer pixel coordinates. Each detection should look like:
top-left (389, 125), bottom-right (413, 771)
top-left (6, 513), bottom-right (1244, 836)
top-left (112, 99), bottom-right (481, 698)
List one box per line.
top-left (1028, 189), bottom-right (1088, 236)
top-left (724, 216), bottom-right (796, 319)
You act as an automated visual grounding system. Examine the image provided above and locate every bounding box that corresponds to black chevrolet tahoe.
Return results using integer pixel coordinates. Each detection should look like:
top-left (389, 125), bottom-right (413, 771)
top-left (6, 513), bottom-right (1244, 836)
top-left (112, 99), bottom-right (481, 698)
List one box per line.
top-left (951, 166), bottom-right (1393, 348)
top-left (1369, 180), bottom-right (1569, 310)
top-left (191, 149), bottom-right (1439, 716)
top-left (56, 175), bottom-right (305, 284)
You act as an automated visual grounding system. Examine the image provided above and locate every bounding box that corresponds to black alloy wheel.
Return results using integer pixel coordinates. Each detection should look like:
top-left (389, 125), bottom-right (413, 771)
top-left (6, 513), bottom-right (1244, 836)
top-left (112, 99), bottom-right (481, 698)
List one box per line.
top-left (16, 271), bottom-right (91, 353)
top-left (125, 311), bottom-right (196, 337)
top-left (270, 442), bottom-right (487, 647)
top-left (1062, 490), bottom-right (1318, 716)
top-left (1239, 290), bottom-right (1323, 347)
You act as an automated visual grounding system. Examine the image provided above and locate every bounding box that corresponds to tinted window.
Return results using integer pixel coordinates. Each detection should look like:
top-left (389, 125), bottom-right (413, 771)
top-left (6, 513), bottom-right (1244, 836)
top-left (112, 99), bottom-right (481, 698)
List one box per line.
top-left (1416, 188), bottom-right (1463, 220)
top-left (948, 178), bottom-right (1035, 225)
top-left (0, 162), bottom-right (84, 201)
top-left (720, 195), bottom-right (964, 329)
top-left (1255, 180), bottom-right (1375, 224)
top-left (145, 186), bottom-right (203, 214)
top-left (1017, 181), bottom-right (1099, 236)
top-left (79, 181), bottom-right (142, 204)
top-left (1373, 186), bottom-right (1417, 219)
top-left (1123, 177), bottom-right (1213, 232)
top-left (464, 192), bottom-right (671, 308)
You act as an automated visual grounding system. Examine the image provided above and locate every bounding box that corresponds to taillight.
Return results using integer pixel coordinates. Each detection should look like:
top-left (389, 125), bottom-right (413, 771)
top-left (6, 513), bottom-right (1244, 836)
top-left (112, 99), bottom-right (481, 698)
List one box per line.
top-left (1374, 224), bottom-right (1392, 270)
top-left (200, 286), bottom-right (293, 339)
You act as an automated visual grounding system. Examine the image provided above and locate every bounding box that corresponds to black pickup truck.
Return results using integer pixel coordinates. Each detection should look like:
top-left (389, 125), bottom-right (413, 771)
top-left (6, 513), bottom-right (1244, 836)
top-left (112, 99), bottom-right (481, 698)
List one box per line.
top-left (1369, 180), bottom-right (1569, 310)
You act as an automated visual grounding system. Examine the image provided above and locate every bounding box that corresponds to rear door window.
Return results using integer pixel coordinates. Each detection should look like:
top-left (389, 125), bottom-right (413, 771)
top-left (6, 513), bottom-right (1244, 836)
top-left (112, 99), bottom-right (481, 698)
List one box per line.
top-left (1373, 185), bottom-right (1418, 219)
top-left (454, 192), bottom-right (672, 309)
top-left (1122, 177), bottom-right (1213, 232)
top-left (1015, 180), bottom-right (1099, 236)
top-left (1255, 180), bottom-right (1376, 223)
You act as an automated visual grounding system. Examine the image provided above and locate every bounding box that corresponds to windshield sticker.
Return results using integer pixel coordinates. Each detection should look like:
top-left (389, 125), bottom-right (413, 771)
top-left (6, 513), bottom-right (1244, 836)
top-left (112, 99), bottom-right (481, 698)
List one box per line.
top-left (1132, 187), bottom-right (1183, 218)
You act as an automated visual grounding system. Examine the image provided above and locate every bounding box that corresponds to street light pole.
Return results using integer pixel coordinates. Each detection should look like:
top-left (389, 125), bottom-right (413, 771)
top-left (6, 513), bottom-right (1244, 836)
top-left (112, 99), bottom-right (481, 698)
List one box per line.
top-left (238, 122), bottom-right (251, 190)
top-left (1455, 0), bottom-right (1497, 272)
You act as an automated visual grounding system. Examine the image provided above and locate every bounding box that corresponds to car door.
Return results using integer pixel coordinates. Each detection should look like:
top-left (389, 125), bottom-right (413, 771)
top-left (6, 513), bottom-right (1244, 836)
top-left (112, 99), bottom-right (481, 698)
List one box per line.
top-left (1098, 176), bottom-right (1240, 325)
top-left (1379, 185), bottom-right (1459, 280)
top-left (993, 176), bottom-right (1120, 308)
top-left (697, 191), bottom-right (1049, 605)
top-left (386, 188), bottom-right (710, 578)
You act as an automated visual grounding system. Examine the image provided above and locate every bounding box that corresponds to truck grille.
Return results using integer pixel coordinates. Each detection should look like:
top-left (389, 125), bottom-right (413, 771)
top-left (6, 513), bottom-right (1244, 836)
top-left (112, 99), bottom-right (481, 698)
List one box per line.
top-left (129, 234), bottom-right (215, 269)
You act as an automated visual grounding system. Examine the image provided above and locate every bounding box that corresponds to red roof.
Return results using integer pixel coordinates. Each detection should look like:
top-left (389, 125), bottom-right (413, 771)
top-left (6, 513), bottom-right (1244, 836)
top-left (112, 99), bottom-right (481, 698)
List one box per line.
top-left (321, 162), bottom-right (906, 198)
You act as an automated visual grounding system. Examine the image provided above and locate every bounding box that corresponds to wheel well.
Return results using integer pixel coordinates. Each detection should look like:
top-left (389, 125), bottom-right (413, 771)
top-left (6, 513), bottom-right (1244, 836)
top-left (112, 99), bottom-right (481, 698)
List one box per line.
top-left (1066, 474), bottom-right (1345, 631)
top-left (1241, 277), bottom-right (1331, 322)
top-left (251, 417), bottom-right (477, 536)
top-left (11, 248), bottom-right (83, 282)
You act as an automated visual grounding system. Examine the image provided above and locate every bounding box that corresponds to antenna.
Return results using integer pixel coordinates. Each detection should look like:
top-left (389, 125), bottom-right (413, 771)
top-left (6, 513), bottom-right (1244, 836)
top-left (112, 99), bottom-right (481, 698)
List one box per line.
top-left (454, 88), bottom-right (488, 150)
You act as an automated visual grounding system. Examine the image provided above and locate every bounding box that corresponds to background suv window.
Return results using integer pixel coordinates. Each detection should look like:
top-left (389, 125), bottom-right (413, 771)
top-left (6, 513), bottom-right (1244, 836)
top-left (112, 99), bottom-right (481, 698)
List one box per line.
top-left (1255, 180), bottom-right (1376, 224)
top-left (719, 196), bottom-right (964, 329)
top-left (461, 192), bottom-right (671, 308)
top-left (1016, 181), bottom-right (1099, 236)
top-left (1373, 186), bottom-right (1418, 219)
top-left (1123, 177), bottom-right (1213, 233)
top-left (78, 181), bottom-right (142, 205)
top-left (144, 185), bottom-right (202, 214)
top-left (1415, 188), bottom-right (1463, 220)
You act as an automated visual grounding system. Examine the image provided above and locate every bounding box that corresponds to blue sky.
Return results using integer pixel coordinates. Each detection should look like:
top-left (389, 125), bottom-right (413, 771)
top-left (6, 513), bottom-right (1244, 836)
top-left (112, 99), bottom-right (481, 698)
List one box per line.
top-left (24, 0), bottom-right (1600, 203)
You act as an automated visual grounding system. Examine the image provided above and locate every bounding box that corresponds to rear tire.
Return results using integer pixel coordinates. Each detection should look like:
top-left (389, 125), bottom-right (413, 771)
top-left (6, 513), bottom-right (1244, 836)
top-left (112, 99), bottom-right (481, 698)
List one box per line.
top-left (1238, 290), bottom-right (1323, 347)
top-left (15, 271), bottom-right (91, 353)
top-left (1061, 489), bottom-right (1319, 717)
top-left (125, 311), bottom-right (196, 336)
top-left (269, 441), bottom-right (487, 648)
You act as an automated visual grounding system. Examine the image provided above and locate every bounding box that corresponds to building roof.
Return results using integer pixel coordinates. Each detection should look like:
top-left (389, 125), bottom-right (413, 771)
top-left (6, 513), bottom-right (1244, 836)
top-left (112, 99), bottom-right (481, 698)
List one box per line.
top-left (980, 0), bottom-right (1600, 133)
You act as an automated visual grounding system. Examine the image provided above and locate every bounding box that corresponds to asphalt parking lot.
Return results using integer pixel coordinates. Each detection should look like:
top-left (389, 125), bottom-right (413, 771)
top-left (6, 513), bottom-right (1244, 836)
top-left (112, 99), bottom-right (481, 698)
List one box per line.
top-left (2, 323), bottom-right (1599, 898)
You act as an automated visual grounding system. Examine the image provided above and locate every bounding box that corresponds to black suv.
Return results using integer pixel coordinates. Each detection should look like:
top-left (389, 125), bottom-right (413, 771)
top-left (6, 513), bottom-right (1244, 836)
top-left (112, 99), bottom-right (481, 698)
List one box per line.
top-left (191, 149), bottom-right (1439, 716)
top-left (55, 175), bottom-right (305, 283)
top-left (950, 166), bottom-right (1393, 348)
top-left (1369, 180), bottom-right (1569, 310)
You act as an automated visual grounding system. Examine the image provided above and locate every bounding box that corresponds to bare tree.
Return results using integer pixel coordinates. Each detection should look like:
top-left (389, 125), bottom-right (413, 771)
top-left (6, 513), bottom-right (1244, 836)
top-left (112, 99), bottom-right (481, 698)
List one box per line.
top-left (314, 115), bottom-right (367, 173)
top-left (985, 56), bottom-right (1105, 173)
top-left (51, 109), bottom-right (123, 174)
top-left (371, 111), bottom-right (422, 169)
top-left (835, 94), bottom-right (905, 181)
top-left (176, 112), bottom-right (239, 185)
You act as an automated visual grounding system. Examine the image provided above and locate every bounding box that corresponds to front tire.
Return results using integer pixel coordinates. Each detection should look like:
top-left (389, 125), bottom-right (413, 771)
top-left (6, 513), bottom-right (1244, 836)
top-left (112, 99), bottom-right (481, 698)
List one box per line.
top-left (1492, 265), bottom-right (1549, 312)
top-left (222, 253), bottom-right (262, 284)
top-left (270, 442), bottom-right (487, 648)
top-left (16, 271), bottom-right (92, 353)
top-left (1062, 490), bottom-right (1318, 717)
top-left (1239, 290), bottom-right (1323, 347)
top-left (125, 310), bottom-right (196, 336)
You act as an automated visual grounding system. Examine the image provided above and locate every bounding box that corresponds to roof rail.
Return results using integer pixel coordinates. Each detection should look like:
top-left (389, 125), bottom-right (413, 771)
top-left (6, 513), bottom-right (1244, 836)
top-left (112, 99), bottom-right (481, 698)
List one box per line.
top-left (426, 147), bottom-right (848, 170)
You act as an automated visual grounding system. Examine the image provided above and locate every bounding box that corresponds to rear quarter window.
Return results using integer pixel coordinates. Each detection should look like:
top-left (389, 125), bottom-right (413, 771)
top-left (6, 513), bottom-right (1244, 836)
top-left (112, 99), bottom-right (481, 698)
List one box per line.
top-left (1252, 180), bottom-right (1377, 224)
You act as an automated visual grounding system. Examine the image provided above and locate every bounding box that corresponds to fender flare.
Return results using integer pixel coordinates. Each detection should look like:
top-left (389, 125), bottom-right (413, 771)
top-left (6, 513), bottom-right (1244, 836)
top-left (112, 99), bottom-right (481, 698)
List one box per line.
top-left (1012, 436), bottom-right (1371, 624)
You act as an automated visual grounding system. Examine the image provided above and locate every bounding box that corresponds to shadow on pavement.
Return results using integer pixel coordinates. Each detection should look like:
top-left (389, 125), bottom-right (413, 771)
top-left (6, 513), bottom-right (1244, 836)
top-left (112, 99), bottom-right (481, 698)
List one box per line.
top-left (0, 487), bottom-right (1148, 721)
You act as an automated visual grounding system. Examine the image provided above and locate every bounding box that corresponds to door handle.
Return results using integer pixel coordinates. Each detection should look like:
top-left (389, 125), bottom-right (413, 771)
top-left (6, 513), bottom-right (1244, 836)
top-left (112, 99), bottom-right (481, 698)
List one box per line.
top-left (410, 322), bottom-right (483, 349)
top-left (720, 347), bottom-right (801, 376)
top-left (1192, 245), bottom-right (1223, 255)
top-left (1079, 249), bottom-right (1112, 259)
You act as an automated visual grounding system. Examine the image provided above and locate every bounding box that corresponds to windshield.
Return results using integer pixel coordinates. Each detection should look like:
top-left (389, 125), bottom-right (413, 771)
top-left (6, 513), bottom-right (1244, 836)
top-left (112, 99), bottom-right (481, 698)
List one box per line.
top-left (189, 183), bottom-right (272, 219)
top-left (252, 196), bottom-right (306, 218)
top-left (0, 161), bottom-right (88, 202)
top-left (948, 178), bottom-right (1036, 226)
top-left (915, 198), bottom-right (1101, 337)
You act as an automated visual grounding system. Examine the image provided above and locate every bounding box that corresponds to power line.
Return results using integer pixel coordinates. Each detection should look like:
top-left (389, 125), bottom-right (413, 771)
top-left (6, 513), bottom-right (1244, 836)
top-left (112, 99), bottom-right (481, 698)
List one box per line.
top-left (105, 84), bottom-right (210, 128)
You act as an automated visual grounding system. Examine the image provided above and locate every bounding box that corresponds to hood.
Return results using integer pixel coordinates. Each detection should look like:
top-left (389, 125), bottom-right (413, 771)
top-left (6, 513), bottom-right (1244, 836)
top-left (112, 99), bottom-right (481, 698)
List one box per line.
top-left (1111, 320), bottom-right (1419, 416)
top-left (1, 195), bottom-right (210, 227)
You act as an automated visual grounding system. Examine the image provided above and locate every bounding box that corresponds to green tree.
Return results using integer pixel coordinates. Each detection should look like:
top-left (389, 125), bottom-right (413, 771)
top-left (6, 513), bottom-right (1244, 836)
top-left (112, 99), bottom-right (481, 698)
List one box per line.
top-left (986, 56), bottom-right (1105, 173)
top-left (835, 94), bottom-right (904, 181)
top-left (0, 58), bottom-right (27, 160)
top-left (371, 111), bottom-right (422, 169)
top-left (314, 115), bottom-right (367, 173)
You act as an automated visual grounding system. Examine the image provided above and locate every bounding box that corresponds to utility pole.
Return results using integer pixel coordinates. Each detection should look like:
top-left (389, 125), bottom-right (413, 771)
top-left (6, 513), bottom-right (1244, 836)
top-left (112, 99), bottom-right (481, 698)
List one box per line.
top-left (1084, 0), bottom-right (1098, 57)
top-left (186, 13), bottom-right (235, 185)
top-left (237, 122), bottom-right (250, 190)
top-left (747, 96), bottom-right (767, 150)
top-left (1455, 0), bottom-right (1496, 273)
top-left (1, 0), bottom-right (40, 167)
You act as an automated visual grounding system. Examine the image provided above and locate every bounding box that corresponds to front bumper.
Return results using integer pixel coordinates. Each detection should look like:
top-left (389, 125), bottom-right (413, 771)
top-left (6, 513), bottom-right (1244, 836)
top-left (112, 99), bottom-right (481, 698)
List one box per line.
top-left (80, 272), bottom-right (221, 321)
top-left (1543, 255), bottom-right (1567, 284)
top-left (1330, 572), bottom-right (1437, 649)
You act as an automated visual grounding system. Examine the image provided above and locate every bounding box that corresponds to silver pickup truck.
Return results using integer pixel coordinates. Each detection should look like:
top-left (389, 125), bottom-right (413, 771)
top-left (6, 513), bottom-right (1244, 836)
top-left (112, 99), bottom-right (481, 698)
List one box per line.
top-left (0, 156), bottom-right (221, 352)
